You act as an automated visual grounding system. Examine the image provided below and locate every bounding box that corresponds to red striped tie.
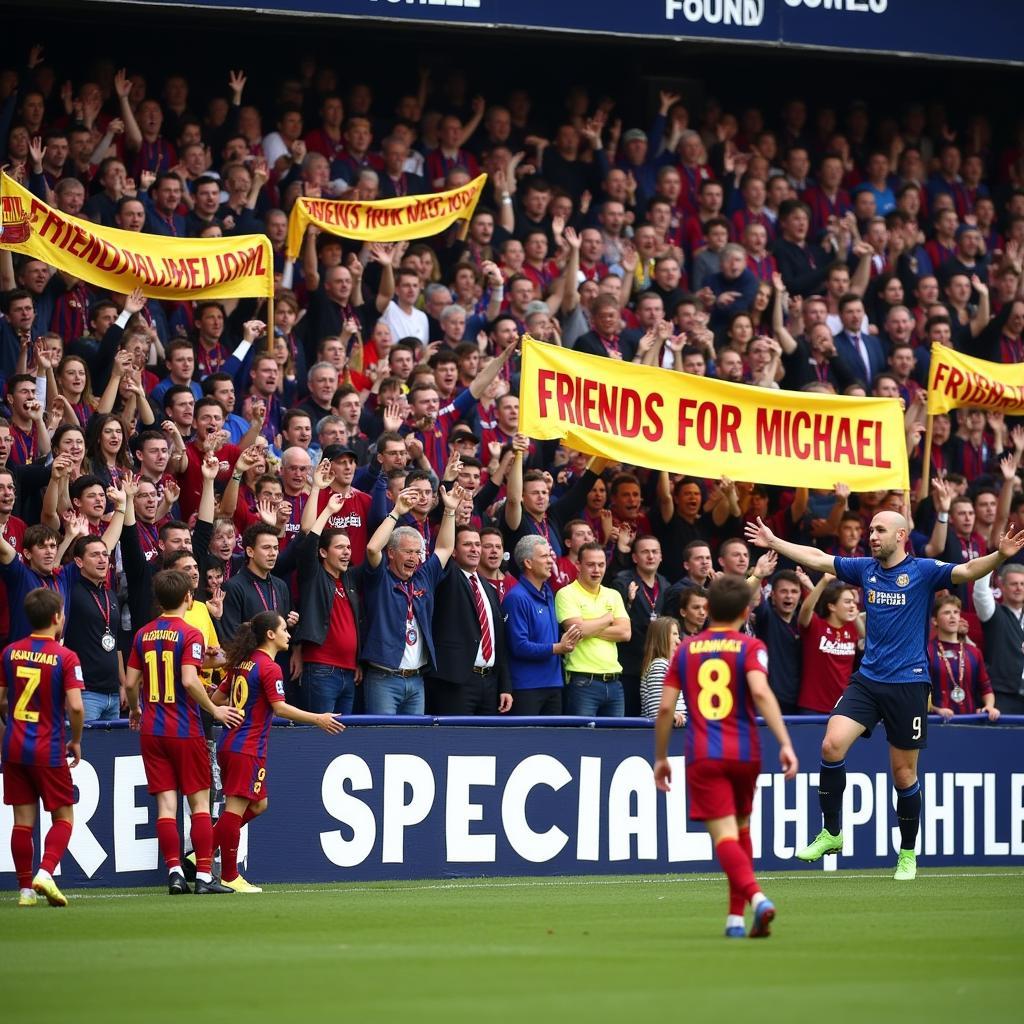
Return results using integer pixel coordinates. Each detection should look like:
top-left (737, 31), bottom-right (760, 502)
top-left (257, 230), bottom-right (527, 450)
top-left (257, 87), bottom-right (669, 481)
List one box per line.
top-left (469, 573), bottom-right (493, 662)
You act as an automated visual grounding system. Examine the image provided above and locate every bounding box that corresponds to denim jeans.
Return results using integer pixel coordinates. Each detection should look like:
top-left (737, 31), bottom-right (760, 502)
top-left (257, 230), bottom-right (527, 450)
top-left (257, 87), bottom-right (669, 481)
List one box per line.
top-left (301, 663), bottom-right (355, 715)
top-left (363, 668), bottom-right (424, 715)
top-left (565, 674), bottom-right (625, 718)
top-left (82, 690), bottom-right (121, 722)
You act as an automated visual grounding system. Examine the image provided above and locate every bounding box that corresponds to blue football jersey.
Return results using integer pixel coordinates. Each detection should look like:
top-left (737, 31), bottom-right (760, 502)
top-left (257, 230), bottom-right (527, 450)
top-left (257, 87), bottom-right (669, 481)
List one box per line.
top-left (834, 555), bottom-right (955, 685)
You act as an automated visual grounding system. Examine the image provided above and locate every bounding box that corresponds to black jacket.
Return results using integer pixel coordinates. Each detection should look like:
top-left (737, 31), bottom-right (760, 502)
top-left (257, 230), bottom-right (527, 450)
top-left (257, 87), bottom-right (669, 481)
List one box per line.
top-left (292, 530), bottom-right (363, 657)
top-left (429, 562), bottom-right (511, 692)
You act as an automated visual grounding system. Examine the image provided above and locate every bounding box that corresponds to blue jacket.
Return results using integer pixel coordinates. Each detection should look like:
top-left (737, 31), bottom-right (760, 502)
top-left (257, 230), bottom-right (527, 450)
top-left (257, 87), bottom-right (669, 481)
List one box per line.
top-left (502, 577), bottom-right (563, 690)
top-left (362, 553), bottom-right (444, 671)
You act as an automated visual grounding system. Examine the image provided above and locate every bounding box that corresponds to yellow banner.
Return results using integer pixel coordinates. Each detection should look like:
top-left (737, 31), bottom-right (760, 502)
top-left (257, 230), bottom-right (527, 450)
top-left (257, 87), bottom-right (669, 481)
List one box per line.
top-left (285, 174), bottom-right (487, 260)
top-left (518, 337), bottom-right (910, 491)
top-left (927, 343), bottom-right (1024, 416)
top-left (0, 172), bottom-right (273, 300)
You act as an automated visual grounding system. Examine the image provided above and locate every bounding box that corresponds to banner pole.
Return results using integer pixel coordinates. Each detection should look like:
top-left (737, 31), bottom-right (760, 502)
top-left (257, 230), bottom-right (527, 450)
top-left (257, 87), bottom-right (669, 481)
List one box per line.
top-left (917, 414), bottom-right (934, 502)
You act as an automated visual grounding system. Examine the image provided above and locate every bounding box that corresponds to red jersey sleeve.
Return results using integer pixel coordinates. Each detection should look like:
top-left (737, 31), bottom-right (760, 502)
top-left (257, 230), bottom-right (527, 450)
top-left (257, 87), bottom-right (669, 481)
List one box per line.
top-left (260, 660), bottom-right (286, 704)
top-left (743, 637), bottom-right (770, 677)
top-left (127, 633), bottom-right (143, 672)
top-left (182, 626), bottom-right (205, 669)
top-left (63, 650), bottom-right (85, 692)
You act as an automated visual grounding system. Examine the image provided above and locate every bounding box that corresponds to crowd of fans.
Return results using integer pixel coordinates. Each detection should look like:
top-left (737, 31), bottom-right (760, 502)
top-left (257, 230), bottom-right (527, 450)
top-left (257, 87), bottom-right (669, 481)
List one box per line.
top-left (1, 44), bottom-right (1023, 728)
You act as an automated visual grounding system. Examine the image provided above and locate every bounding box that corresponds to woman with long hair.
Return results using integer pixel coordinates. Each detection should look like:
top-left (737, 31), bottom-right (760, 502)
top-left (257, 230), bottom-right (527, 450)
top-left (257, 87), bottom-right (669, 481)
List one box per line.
top-left (211, 611), bottom-right (344, 892)
top-left (51, 424), bottom-right (87, 480)
top-left (85, 413), bottom-right (134, 489)
top-left (54, 355), bottom-right (98, 429)
top-left (640, 615), bottom-right (686, 724)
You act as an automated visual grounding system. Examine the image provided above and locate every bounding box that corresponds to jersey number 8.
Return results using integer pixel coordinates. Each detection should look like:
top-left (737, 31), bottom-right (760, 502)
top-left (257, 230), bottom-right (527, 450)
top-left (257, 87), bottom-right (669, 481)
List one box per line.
top-left (697, 658), bottom-right (734, 721)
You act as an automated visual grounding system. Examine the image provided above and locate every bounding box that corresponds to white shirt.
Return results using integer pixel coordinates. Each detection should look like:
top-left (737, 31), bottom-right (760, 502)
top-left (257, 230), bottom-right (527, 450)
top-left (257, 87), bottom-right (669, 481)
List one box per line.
top-left (261, 131), bottom-right (291, 168)
top-left (826, 312), bottom-right (870, 337)
top-left (380, 301), bottom-right (430, 346)
top-left (463, 570), bottom-right (496, 669)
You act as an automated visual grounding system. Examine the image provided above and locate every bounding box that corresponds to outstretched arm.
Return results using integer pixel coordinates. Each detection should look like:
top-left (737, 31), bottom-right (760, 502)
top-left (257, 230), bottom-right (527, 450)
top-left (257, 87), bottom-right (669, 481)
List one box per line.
top-left (744, 516), bottom-right (837, 575)
top-left (951, 527), bottom-right (1024, 585)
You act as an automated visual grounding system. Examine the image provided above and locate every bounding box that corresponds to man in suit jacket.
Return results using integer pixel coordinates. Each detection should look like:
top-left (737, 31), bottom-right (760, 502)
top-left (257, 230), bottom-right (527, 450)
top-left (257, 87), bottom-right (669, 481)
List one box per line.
top-left (573, 295), bottom-right (627, 360)
top-left (428, 524), bottom-right (513, 715)
top-left (833, 293), bottom-right (885, 388)
top-left (377, 136), bottom-right (428, 199)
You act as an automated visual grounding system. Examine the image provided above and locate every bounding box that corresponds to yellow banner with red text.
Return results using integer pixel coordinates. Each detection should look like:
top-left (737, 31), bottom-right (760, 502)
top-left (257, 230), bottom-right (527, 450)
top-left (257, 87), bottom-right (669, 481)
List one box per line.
top-left (518, 337), bottom-right (910, 491)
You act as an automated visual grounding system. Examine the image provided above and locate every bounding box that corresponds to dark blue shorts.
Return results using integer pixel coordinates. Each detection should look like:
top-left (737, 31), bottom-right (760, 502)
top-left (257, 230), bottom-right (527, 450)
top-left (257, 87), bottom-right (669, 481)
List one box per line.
top-left (831, 675), bottom-right (930, 750)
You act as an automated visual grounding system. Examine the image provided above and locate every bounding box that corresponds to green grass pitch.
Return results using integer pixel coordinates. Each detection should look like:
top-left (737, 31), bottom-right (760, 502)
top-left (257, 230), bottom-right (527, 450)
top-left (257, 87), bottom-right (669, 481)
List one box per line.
top-left (2, 868), bottom-right (1020, 1024)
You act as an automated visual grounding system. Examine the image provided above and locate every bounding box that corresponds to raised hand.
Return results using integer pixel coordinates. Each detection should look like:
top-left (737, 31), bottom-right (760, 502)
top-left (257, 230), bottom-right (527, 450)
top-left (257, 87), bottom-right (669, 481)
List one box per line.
top-left (752, 550), bottom-right (778, 580)
top-left (50, 453), bottom-right (73, 480)
top-left (228, 69), bottom-right (247, 100)
top-left (744, 516), bottom-right (777, 550)
top-left (379, 400), bottom-right (403, 433)
top-left (106, 483), bottom-right (127, 512)
top-left (256, 496), bottom-right (279, 526)
top-left (201, 452), bottom-right (221, 481)
top-left (163, 478), bottom-right (181, 505)
top-left (440, 482), bottom-right (467, 511)
top-left (313, 459), bottom-right (333, 489)
top-left (442, 451), bottom-right (463, 482)
top-left (242, 319), bottom-right (266, 342)
top-left (393, 486), bottom-right (420, 517)
top-left (63, 511), bottom-right (90, 540)
top-left (205, 584), bottom-right (224, 620)
top-left (997, 526), bottom-right (1024, 561)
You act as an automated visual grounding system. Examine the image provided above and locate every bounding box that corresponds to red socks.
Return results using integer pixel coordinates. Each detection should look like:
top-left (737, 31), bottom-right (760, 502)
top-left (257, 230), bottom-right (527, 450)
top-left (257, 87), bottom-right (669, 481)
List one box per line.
top-left (241, 806), bottom-right (258, 827)
top-left (717, 836), bottom-right (760, 908)
top-left (12, 825), bottom-right (33, 889)
top-left (213, 811), bottom-right (242, 882)
top-left (727, 828), bottom-right (754, 914)
top-left (40, 819), bottom-right (73, 876)
top-left (156, 817), bottom-right (181, 871)
top-left (190, 812), bottom-right (213, 875)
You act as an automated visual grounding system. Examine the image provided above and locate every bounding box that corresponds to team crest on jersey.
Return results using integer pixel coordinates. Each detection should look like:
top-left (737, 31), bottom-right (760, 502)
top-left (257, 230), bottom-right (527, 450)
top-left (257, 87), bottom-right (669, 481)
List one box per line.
top-left (896, 573), bottom-right (910, 587)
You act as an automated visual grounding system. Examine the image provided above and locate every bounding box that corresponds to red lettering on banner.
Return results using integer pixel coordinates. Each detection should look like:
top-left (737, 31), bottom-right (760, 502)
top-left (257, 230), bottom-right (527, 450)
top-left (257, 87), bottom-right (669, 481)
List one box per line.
top-left (678, 399), bottom-right (740, 452)
top-left (537, 369), bottom-right (556, 418)
top-left (834, 418), bottom-right (854, 462)
top-left (756, 408), bottom-right (783, 456)
top-left (791, 411), bottom-right (811, 459)
top-left (643, 394), bottom-right (664, 442)
top-left (874, 422), bottom-right (892, 468)
top-left (582, 379), bottom-right (600, 431)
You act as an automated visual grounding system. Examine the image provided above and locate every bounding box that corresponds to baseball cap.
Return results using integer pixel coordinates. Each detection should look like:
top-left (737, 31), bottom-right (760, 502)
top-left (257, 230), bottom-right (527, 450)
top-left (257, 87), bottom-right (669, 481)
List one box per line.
top-left (622, 129), bottom-right (647, 144)
top-left (322, 444), bottom-right (357, 462)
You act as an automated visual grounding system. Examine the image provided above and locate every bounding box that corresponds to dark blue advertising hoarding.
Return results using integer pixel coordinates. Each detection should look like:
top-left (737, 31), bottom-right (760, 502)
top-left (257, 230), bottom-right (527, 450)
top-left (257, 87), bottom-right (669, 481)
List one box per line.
top-left (2, 718), bottom-right (1021, 888)
top-left (94, 1), bottom-right (1023, 65)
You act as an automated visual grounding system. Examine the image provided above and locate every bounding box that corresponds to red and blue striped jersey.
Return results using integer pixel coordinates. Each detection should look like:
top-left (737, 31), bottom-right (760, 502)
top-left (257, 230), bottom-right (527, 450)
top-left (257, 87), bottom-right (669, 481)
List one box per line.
top-left (217, 651), bottom-right (285, 759)
top-left (0, 635), bottom-right (83, 767)
top-left (128, 617), bottom-right (205, 739)
top-left (663, 628), bottom-right (766, 764)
